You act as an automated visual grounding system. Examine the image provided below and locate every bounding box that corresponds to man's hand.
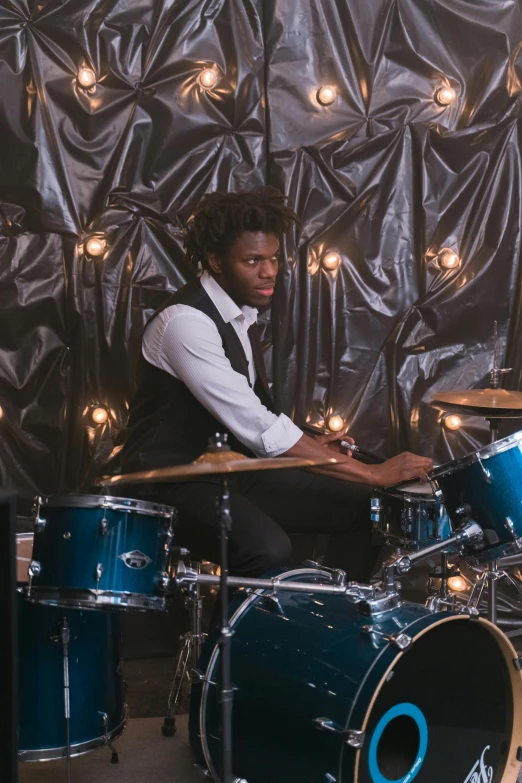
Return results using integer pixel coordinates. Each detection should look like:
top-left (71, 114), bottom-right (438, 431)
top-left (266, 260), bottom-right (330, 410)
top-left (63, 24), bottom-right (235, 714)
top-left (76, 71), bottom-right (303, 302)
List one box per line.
top-left (369, 452), bottom-right (433, 487)
top-left (310, 431), bottom-right (354, 456)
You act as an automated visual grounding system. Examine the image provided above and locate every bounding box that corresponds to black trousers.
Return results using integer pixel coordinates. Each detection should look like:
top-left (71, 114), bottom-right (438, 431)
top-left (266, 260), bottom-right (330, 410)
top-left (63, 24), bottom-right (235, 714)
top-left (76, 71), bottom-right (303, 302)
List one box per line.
top-left (142, 469), bottom-right (380, 583)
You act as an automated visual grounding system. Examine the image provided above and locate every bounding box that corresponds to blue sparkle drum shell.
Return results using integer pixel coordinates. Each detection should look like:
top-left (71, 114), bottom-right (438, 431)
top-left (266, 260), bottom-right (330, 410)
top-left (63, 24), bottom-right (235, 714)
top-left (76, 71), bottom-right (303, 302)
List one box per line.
top-left (190, 567), bottom-right (522, 783)
top-left (430, 431), bottom-right (522, 562)
top-left (17, 591), bottom-right (126, 760)
top-left (25, 495), bottom-right (176, 612)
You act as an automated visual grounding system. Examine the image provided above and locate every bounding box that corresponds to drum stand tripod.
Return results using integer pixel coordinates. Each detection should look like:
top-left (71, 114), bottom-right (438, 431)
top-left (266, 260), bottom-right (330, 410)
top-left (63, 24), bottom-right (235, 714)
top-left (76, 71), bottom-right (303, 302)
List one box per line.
top-left (162, 561), bottom-right (206, 737)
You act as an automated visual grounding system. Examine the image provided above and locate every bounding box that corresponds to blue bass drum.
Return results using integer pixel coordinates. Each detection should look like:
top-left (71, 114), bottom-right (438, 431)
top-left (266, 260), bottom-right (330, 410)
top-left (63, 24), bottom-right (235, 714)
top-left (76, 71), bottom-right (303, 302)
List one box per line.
top-left (17, 591), bottom-right (126, 760)
top-left (25, 495), bottom-right (176, 612)
top-left (430, 431), bottom-right (522, 562)
top-left (190, 567), bottom-right (522, 783)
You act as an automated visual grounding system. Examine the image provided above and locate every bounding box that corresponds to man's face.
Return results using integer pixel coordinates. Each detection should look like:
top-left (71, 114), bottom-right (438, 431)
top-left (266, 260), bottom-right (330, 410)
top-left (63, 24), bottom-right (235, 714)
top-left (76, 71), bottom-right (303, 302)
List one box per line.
top-left (208, 231), bottom-right (280, 308)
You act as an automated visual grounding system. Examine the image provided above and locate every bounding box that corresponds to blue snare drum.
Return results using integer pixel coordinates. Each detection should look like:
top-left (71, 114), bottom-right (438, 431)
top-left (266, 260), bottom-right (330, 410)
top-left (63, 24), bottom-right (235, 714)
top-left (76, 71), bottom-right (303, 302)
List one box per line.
top-left (17, 591), bottom-right (125, 760)
top-left (25, 495), bottom-right (176, 612)
top-left (371, 483), bottom-right (452, 547)
top-left (190, 567), bottom-right (522, 783)
top-left (430, 431), bottom-right (522, 562)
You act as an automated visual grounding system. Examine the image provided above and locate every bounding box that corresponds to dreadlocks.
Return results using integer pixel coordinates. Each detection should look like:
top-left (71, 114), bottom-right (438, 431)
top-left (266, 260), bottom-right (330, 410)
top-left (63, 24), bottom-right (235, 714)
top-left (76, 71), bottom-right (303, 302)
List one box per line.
top-left (184, 187), bottom-right (300, 270)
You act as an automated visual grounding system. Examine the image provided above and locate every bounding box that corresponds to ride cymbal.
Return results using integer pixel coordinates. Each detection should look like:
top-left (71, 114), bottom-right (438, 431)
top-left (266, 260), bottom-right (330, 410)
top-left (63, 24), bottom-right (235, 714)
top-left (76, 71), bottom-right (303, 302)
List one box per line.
top-left (431, 388), bottom-right (522, 417)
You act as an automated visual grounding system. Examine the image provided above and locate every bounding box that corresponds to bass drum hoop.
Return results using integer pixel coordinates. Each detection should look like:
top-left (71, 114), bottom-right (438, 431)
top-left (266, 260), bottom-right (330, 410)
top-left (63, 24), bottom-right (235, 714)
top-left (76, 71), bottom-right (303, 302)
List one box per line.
top-left (348, 614), bottom-right (522, 783)
top-left (38, 494), bottom-right (174, 519)
top-left (199, 567), bottom-right (334, 782)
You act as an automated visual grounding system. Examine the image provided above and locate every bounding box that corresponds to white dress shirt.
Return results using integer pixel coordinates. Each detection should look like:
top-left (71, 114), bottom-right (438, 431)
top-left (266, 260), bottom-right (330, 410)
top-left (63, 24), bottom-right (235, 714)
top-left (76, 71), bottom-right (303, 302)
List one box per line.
top-left (142, 271), bottom-right (303, 457)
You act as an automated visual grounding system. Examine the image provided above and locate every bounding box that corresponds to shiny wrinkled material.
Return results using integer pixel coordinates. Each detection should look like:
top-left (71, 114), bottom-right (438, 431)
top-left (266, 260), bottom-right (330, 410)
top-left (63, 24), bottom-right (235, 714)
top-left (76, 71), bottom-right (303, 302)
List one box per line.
top-left (1, 0), bottom-right (522, 502)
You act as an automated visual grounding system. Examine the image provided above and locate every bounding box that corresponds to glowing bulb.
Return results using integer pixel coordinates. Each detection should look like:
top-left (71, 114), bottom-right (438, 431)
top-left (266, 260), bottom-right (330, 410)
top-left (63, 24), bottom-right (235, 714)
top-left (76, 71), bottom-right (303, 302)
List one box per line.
top-left (317, 86), bottom-right (337, 106)
top-left (435, 86), bottom-right (456, 106)
top-left (323, 252), bottom-right (341, 270)
top-left (0, 406), bottom-right (3, 419)
top-left (199, 68), bottom-right (219, 89)
top-left (438, 248), bottom-right (460, 269)
top-left (447, 575), bottom-right (467, 592)
top-left (91, 406), bottom-right (109, 425)
top-left (327, 415), bottom-right (344, 432)
top-left (444, 414), bottom-right (462, 431)
top-left (77, 67), bottom-right (97, 88)
top-left (85, 237), bottom-right (106, 257)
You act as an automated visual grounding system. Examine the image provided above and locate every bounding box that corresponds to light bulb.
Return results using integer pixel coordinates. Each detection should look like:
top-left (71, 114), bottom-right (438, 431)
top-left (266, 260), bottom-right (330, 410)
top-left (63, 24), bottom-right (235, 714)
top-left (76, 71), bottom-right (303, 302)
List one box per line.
top-left (327, 415), bottom-right (344, 432)
top-left (444, 414), bottom-right (462, 431)
top-left (317, 86), bottom-right (336, 106)
top-left (91, 406), bottom-right (109, 425)
top-left (447, 575), bottom-right (467, 592)
top-left (0, 406), bottom-right (3, 419)
top-left (322, 251), bottom-right (341, 270)
top-left (438, 248), bottom-right (460, 270)
top-left (77, 67), bottom-right (97, 88)
top-left (435, 86), bottom-right (456, 106)
top-left (85, 236), bottom-right (106, 257)
top-left (199, 68), bottom-right (219, 89)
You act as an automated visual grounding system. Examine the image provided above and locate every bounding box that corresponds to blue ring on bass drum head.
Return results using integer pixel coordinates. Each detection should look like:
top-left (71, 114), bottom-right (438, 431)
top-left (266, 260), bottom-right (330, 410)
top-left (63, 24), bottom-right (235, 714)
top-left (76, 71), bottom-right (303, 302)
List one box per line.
top-left (368, 702), bottom-right (428, 783)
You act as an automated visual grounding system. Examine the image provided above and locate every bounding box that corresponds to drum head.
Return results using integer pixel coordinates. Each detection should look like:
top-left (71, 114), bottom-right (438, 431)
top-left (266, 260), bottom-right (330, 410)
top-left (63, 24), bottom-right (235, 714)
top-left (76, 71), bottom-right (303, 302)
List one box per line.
top-left (351, 617), bottom-right (521, 783)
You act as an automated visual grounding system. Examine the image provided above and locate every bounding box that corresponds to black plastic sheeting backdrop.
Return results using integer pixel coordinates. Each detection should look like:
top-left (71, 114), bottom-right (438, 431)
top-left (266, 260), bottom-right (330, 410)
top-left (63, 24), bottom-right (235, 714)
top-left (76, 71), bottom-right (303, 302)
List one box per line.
top-left (1, 0), bottom-right (522, 501)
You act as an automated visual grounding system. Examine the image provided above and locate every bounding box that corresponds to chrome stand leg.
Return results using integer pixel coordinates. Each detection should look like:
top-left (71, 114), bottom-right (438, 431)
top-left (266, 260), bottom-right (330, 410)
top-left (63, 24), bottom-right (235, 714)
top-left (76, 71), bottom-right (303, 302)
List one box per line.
top-left (487, 561), bottom-right (498, 624)
top-left (162, 570), bottom-right (206, 738)
top-left (60, 618), bottom-right (72, 783)
top-left (100, 712), bottom-right (119, 763)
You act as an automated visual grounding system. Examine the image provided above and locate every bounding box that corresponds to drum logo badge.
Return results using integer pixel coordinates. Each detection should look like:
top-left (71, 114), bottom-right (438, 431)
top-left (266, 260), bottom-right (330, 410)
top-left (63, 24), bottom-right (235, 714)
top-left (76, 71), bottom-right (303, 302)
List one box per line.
top-left (463, 745), bottom-right (493, 783)
top-left (118, 550), bottom-right (152, 569)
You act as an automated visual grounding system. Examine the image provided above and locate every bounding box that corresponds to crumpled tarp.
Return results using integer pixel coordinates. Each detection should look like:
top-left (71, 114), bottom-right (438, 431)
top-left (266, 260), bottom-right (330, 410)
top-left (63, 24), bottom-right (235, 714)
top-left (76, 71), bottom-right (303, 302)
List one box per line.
top-left (1, 0), bottom-right (522, 503)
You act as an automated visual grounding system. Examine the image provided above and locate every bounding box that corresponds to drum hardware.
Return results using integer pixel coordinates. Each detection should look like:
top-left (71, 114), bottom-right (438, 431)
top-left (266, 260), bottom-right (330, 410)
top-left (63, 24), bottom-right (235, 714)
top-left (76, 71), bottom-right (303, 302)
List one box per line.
top-left (50, 617), bottom-right (72, 783)
top-left (312, 718), bottom-right (366, 748)
top-left (99, 712), bottom-right (119, 764)
top-left (425, 552), bottom-right (462, 612)
top-left (34, 496), bottom-right (46, 533)
top-left (162, 560), bottom-right (207, 739)
top-left (360, 625), bottom-right (412, 650)
top-left (301, 559), bottom-right (346, 584)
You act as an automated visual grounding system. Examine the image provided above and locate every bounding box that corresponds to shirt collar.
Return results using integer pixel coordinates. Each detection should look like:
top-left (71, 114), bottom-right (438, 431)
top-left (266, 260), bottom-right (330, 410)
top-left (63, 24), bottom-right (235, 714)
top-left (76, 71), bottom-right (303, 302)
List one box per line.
top-left (200, 271), bottom-right (258, 328)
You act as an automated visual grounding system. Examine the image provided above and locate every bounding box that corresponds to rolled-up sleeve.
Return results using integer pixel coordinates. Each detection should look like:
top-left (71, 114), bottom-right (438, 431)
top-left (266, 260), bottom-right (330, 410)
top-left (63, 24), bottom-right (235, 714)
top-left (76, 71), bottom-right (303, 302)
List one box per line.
top-left (143, 306), bottom-right (303, 457)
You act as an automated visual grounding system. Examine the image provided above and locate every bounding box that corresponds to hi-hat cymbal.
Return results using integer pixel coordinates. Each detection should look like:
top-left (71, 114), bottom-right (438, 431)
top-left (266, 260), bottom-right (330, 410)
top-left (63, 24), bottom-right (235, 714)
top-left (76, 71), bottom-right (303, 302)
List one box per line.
top-left (96, 451), bottom-right (338, 486)
top-left (431, 388), bottom-right (522, 417)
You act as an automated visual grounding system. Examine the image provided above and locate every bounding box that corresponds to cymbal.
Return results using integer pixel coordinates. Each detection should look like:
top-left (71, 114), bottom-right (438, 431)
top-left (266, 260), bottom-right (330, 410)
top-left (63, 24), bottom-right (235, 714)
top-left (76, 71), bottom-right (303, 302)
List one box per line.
top-left (431, 388), bottom-right (522, 417)
top-left (96, 451), bottom-right (338, 486)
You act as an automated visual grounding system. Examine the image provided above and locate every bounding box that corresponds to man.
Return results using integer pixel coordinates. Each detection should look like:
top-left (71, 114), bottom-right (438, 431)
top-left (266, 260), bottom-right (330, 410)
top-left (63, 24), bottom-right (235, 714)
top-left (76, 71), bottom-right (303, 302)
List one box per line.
top-left (120, 188), bottom-right (432, 582)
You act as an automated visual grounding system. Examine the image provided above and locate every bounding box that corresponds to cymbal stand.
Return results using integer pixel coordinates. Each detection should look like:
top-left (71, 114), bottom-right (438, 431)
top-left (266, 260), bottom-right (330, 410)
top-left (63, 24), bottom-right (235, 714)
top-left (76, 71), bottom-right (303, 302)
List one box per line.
top-left (462, 559), bottom-right (522, 622)
top-left (217, 474), bottom-right (233, 783)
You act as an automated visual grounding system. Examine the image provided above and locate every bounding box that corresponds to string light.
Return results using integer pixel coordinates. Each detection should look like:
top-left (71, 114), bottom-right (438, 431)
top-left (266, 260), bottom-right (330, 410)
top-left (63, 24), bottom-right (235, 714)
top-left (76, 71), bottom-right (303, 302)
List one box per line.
top-left (438, 248), bottom-right (461, 270)
top-left (199, 68), bottom-right (219, 89)
top-left (443, 414), bottom-right (462, 431)
top-left (317, 86), bottom-right (337, 106)
top-left (447, 575), bottom-right (467, 592)
top-left (435, 86), bottom-right (456, 106)
top-left (77, 67), bottom-right (97, 89)
top-left (322, 251), bottom-right (341, 270)
top-left (0, 406), bottom-right (3, 419)
top-left (85, 236), bottom-right (106, 257)
top-left (91, 406), bottom-right (109, 425)
top-left (327, 415), bottom-right (345, 432)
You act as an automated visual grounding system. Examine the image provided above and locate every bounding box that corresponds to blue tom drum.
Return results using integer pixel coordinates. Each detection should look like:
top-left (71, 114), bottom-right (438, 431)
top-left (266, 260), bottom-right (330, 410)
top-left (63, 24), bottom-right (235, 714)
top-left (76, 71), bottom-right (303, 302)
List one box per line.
top-left (24, 494), bottom-right (176, 612)
top-left (371, 483), bottom-right (452, 547)
top-left (430, 430), bottom-right (522, 562)
top-left (190, 566), bottom-right (522, 783)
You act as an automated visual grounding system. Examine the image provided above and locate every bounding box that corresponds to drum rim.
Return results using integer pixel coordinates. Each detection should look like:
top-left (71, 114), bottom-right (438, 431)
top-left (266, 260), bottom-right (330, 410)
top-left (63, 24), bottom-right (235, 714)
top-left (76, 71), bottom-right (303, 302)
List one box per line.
top-left (18, 713), bottom-right (127, 762)
top-left (22, 586), bottom-right (167, 613)
top-left (429, 429), bottom-right (522, 480)
top-left (373, 488), bottom-right (436, 502)
top-left (37, 494), bottom-right (175, 518)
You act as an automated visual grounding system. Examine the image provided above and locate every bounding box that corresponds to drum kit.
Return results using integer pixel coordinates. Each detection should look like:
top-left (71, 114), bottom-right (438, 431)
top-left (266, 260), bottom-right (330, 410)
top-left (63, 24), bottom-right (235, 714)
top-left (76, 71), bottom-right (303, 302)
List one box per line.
top-left (15, 351), bottom-right (522, 782)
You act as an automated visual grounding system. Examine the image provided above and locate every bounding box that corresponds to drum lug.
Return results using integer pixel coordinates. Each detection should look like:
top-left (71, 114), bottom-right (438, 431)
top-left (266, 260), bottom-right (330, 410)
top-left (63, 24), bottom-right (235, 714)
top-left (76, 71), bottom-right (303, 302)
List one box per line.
top-left (28, 560), bottom-right (41, 578)
top-left (513, 656), bottom-right (522, 671)
top-left (313, 718), bottom-right (365, 748)
top-left (155, 571), bottom-right (170, 591)
top-left (361, 625), bottom-right (412, 650)
top-left (33, 496), bottom-right (46, 532)
top-left (95, 563), bottom-right (104, 594)
top-left (263, 593), bottom-right (283, 613)
top-left (477, 458), bottom-right (492, 484)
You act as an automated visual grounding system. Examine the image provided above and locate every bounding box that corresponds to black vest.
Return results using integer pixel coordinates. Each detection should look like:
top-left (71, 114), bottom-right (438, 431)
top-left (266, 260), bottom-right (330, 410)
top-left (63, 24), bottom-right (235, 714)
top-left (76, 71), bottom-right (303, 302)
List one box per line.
top-left (120, 279), bottom-right (276, 472)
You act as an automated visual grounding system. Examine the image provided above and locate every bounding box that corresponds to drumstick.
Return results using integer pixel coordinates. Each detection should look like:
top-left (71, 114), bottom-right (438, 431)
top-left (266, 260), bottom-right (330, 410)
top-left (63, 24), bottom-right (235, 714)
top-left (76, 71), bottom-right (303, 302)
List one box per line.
top-left (340, 441), bottom-right (385, 464)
